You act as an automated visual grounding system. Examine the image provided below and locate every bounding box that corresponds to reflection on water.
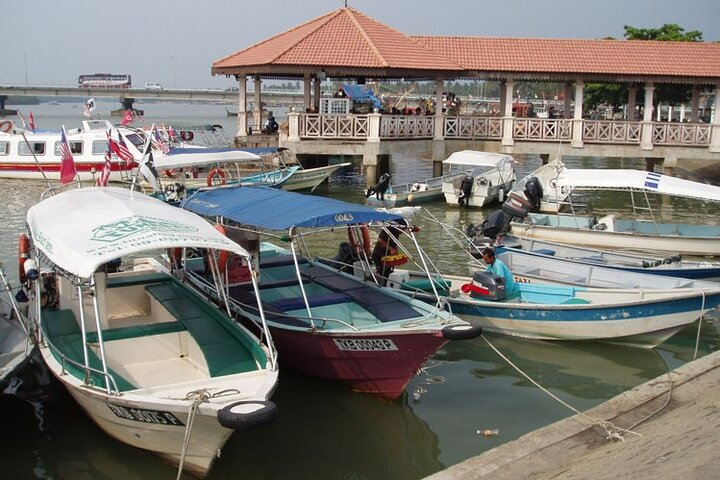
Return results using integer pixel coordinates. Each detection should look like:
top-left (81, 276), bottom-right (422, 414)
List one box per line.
top-left (1, 104), bottom-right (719, 479)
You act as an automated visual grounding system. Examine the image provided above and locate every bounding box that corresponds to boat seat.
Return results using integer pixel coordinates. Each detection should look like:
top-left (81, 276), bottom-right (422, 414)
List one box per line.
top-left (300, 266), bottom-right (366, 292)
top-left (228, 286), bottom-right (309, 328)
top-left (260, 255), bottom-right (309, 268)
top-left (258, 277), bottom-right (308, 289)
top-left (144, 281), bottom-right (259, 376)
top-left (342, 287), bottom-right (420, 322)
top-left (106, 272), bottom-right (171, 289)
top-left (270, 292), bottom-right (351, 312)
top-left (41, 309), bottom-right (137, 392)
top-left (85, 321), bottom-right (186, 343)
top-left (531, 249), bottom-right (555, 256)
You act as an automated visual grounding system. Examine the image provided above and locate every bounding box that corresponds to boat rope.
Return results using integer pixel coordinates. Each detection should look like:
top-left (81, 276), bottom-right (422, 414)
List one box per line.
top-left (480, 334), bottom-right (642, 442)
top-left (623, 348), bottom-right (673, 433)
top-left (175, 388), bottom-right (241, 480)
top-left (693, 290), bottom-right (706, 360)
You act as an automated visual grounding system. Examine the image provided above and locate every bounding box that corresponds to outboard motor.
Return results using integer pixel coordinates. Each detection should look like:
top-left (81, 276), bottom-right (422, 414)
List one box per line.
top-left (480, 210), bottom-right (511, 240)
top-left (501, 192), bottom-right (533, 220)
top-left (462, 271), bottom-right (506, 301)
top-left (365, 173), bottom-right (392, 200)
top-left (523, 176), bottom-right (544, 212)
top-left (458, 175), bottom-right (474, 207)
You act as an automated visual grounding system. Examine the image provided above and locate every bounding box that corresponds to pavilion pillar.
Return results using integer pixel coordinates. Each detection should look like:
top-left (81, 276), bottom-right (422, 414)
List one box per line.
top-left (313, 77), bottom-right (321, 113)
top-left (253, 76), bottom-right (262, 133)
top-left (571, 80), bottom-right (584, 148)
top-left (236, 76), bottom-right (248, 137)
top-left (287, 110), bottom-right (300, 142)
top-left (432, 79), bottom-right (445, 175)
top-left (303, 74), bottom-right (312, 112)
top-left (563, 83), bottom-right (573, 119)
top-left (690, 86), bottom-right (701, 123)
top-left (627, 86), bottom-right (637, 120)
top-left (499, 82), bottom-right (507, 115)
top-left (640, 82), bottom-right (655, 150)
top-left (710, 83), bottom-right (720, 152)
top-left (501, 78), bottom-right (515, 146)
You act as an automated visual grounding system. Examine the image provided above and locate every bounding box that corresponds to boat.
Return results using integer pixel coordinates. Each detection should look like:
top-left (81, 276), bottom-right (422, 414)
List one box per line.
top-left (180, 186), bottom-right (481, 400)
top-left (507, 169), bottom-right (720, 256)
top-left (507, 157), bottom-right (570, 213)
top-left (0, 120), bottom-right (139, 181)
top-left (0, 261), bottom-right (34, 388)
top-left (441, 150), bottom-right (516, 208)
top-left (23, 186), bottom-right (279, 477)
top-left (271, 148), bottom-right (351, 192)
top-left (490, 236), bottom-right (720, 281)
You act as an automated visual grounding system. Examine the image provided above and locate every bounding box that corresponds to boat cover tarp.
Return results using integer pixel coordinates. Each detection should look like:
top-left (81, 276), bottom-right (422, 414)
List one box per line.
top-left (27, 187), bottom-right (250, 278)
top-left (154, 148), bottom-right (262, 169)
top-left (181, 186), bottom-right (404, 230)
top-left (340, 84), bottom-right (382, 110)
top-left (442, 150), bottom-right (514, 167)
top-left (556, 169), bottom-right (720, 202)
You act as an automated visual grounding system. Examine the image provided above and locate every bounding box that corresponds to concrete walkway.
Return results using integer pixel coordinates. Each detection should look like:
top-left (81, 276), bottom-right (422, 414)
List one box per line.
top-left (427, 350), bottom-right (720, 480)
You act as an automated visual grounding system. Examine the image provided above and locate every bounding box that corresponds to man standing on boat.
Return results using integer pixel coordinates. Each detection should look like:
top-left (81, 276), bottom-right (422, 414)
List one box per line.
top-left (482, 247), bottom-right (518, 297)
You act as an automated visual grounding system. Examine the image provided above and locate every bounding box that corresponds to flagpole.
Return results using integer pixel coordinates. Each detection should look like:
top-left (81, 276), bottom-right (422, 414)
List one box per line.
top-left (130, 127), bottom-right (153, 192)
top-left (20, 131), bottom-right (53, 191)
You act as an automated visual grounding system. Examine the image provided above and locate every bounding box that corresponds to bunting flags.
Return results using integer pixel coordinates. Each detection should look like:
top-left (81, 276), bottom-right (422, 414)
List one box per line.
top-left (59, 126), bottom-right (76, 184)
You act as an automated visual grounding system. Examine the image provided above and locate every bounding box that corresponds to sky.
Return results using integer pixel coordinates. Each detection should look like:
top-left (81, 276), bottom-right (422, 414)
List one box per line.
top-left (1, 0), bottom-right (718, 89)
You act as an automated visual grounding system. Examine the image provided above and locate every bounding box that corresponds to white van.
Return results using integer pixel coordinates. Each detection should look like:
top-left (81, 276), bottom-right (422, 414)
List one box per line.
top-left (144, 82), bottom-right (163, 90)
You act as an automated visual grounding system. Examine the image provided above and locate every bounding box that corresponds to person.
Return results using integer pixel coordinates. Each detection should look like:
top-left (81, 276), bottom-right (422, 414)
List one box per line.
top-left (481, 247), bottom-right (518, 297)
top-left (371, 222), bottom-right (406, 283)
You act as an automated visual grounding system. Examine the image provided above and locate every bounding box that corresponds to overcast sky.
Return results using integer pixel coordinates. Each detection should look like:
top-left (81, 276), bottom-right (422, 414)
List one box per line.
top-left (2, 0), bottom-right (718, 89)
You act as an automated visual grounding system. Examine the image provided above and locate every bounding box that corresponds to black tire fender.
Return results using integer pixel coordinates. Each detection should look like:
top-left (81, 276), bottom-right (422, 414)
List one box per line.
top-left (217, 400), bottom-right (277, 430)
top-left (441, 323), bottom-right (482, 341)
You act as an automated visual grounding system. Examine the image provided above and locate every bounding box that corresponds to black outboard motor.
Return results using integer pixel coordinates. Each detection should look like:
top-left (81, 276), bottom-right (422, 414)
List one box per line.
top-left (501, 192), bottom-right (532, 219)
top-left (458, 175), bottom-right (474, 207)
top-left (523, 176), bottom-right (544, 212)
top-left (365, 173), bottom-right (392, 200)
top-left (480, 210), bottom-right (511, 240)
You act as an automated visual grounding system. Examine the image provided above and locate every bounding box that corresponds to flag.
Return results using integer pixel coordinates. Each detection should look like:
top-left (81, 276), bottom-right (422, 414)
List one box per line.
top-left (111, 133), bottom-right (135, 165)
top-left (167, 125), bottom-right (176, 142)
top-left (28, 111), bottom-right (35, 131)
top-left (139, 152), bottom-right (160, 191)
top-left (83, 98), bottom-right (96, 118)
top-left (152, 127), bottom-right (170, 153)
top-left (17, 112), bottom-right (28, 130)
top-left (97, 132), bottom-right (112, 186)
top-left (120, 109), bottom-right (134, 126)
top-left (59, 126), bottom-right (76, 184)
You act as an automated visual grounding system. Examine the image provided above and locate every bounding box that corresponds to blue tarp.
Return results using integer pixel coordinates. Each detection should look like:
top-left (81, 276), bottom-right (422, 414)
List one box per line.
top-left (340, 84), bottom-right (382, 110)
top-left (181, 186), bottom-right (403, 230)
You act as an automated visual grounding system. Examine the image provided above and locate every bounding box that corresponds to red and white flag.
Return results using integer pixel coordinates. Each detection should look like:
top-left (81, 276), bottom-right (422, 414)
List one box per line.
top-left (96, 132), bottom-right (113, 186)
top-left (151, 126), bottom-right (170, 153)
top-left (110, 133), bottom-right (135, 165)
top-left (120, 109), bottom-right (134, 126)
top-left (28, 111), bottom-right (35, 131)
top-left (59, 126), bottom-right (76, 184)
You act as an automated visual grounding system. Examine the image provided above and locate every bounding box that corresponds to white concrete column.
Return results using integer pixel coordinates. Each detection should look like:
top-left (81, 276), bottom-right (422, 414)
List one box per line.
top-left (236, 76), bottom-right (248, 137)
top-left (641, 82), bottom-right (655, 150)
top-left (710, 83), bottom-right (720, 152)
top-left (313, 77), bottom-right (321, 113)
top-left (303, 74), bottom-right (312, 112)
top-left (667, 106), bottom-right (673, 122)
top-left (571, 80), bottom-right (585, 148)
top-left (690, 87), bottom-right (701, 122)
top-left (501, 78), bottom-right (515, 146)
top-left (499, 82), bottom-right (507, 115)
top-left (563, 83), bottom-right (573, 119)
top-left (627, 86), bottom-right (637, 120)
top-left (434, 79), bottom-right (444, 140)
top-left (253, 76), bottom-right (262, 133)
top-left (656, 103), bottom-right (662, 122)
top-left (680, 104), bottom-right (686, 123)
top-left (367, 111), bottom-right (381, 143)
top-left (287, 111), bottom-right (300, 142)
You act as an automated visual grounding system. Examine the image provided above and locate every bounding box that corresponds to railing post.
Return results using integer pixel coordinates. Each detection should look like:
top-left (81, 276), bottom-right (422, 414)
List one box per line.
top-left (287, 111), bottom-right (300, 142)
top-left (367, 111), bottom-right (381, 143)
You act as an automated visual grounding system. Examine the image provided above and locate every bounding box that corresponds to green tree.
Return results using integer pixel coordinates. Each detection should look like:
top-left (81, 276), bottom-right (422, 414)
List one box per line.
top-left (623, 24), bottom-right (702, 42)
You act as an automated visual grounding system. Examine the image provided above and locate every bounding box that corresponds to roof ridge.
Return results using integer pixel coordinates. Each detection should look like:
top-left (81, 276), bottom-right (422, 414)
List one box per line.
top-left (346, 7), bottom-right (389, 68)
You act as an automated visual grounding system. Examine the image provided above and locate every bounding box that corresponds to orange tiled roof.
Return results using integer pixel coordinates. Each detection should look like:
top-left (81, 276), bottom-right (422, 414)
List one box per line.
top-left (213, 7), bottom-right (462, 73)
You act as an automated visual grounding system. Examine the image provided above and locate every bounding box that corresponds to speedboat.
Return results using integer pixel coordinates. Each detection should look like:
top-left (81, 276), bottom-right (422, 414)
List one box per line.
top-left (441, 150), bottom-right (516, 208)
top-left (507, 157), bottom-right (570, 213)
top-left (180, 186), bottom-right (481, 400)
top-left (23, 187), bottom-right (278, 477)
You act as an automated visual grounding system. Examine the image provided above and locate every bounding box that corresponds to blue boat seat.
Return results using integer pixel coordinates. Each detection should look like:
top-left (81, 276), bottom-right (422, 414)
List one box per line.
top-left (260, 255), bottom-right (309, 268)
top-left (531, 249), bottom-right (555, 256)
top-left (271, 292), bottom-right (351, 312)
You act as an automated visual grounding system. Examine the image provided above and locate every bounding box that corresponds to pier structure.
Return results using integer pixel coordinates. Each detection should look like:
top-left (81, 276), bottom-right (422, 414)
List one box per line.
top-left (212, 6), bottom-right (720, 183)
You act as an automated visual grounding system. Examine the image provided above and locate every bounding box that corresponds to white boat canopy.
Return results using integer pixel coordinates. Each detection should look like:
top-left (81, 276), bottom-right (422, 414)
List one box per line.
top-left (442, 150), bottom-right (514, 167)
top-left (556, 169), bottom-right (720, 203)
top-left (26, 187), bottom-right (250, 278)
top-left (152, 149), bottom-right (262, 170)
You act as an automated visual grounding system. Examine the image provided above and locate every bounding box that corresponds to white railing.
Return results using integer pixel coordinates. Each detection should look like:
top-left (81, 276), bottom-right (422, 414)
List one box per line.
top-left (444, 116), bottom-right (503, 139)
top-left (652, 123), bottom-right (711, 146)
top-left (300, 114), bottom-right (369, 139)
top-left (379, 115), bottom-right (434, 138)
top-left (582, 120), bottom-right (642, 144)
top-left (512, 118), bottom-right (572, 141)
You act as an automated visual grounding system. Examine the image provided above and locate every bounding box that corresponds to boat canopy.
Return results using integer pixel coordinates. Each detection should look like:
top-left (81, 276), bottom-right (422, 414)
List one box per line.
top-left (153, 148), bottom-right (262, 170)
top-left (556, 169), bottom-right (720, 203)
top-left (26, 187), bottom-right (250, 278)
top-left (182, 186), bottom-right (404, 230)
top-left (442, 150), bottom-right (514, 167)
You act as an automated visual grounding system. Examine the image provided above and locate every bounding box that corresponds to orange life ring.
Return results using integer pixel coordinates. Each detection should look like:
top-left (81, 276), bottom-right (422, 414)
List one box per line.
top-left (180, 131), bottom-right (194, 142)
top-left (207, 168), bottom-right (226, 187)
top-left (347, 225), bottom-right (371, 258)
top-left (213, 224), bottom-right (229, 271)
top-left (0, 121), bottom-right (13, 133)
top-left (18, 234), bottom-right (30, 283)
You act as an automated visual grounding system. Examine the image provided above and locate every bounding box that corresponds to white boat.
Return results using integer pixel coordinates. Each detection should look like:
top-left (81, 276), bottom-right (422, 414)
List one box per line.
top-left (508, 169), bottom-right (720, 256)
top-left (441, 150), bottom-right (516, 208)
top-left (271, 148), bottom-right (351, 192)
top-left (23, 187), bottom-right (279, 477)
top-left (365, 173), bottom-right (450, 208)
top-left (508, 157), bottom-right (570, 213)
top-left (0, 261), bottom-right (34, 387)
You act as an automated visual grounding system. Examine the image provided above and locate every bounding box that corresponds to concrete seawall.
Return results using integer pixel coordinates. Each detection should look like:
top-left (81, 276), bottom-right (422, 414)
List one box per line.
top-left (427, 349), bottom-right (720, 480)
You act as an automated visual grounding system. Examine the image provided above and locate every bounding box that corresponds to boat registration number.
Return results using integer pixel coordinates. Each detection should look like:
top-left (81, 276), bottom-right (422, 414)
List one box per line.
top-left (334, 338), bottom-right (398, 351)
top-left (107, 403), bottom-right (185, 426)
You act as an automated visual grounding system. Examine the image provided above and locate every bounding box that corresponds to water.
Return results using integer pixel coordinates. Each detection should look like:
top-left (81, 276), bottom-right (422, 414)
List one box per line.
top-left (2, 102), bottom-right (719, 479)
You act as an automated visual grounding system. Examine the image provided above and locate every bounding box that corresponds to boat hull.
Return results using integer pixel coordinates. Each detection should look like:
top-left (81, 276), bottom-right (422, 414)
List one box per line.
top-left (281, 163), bottom-right (350, 192)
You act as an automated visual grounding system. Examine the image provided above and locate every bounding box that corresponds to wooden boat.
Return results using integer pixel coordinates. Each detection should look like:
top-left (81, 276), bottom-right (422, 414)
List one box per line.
top-left (441, 150), bottom-right (516, 208)
top-left (23, 187), bottom-right (279, 477)
top-left (492, 236), bottom-right (720, 281)
top-left (181, 186), bottom-right (481, 400)
top-left (508, 169), bottom-right (720, 256)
